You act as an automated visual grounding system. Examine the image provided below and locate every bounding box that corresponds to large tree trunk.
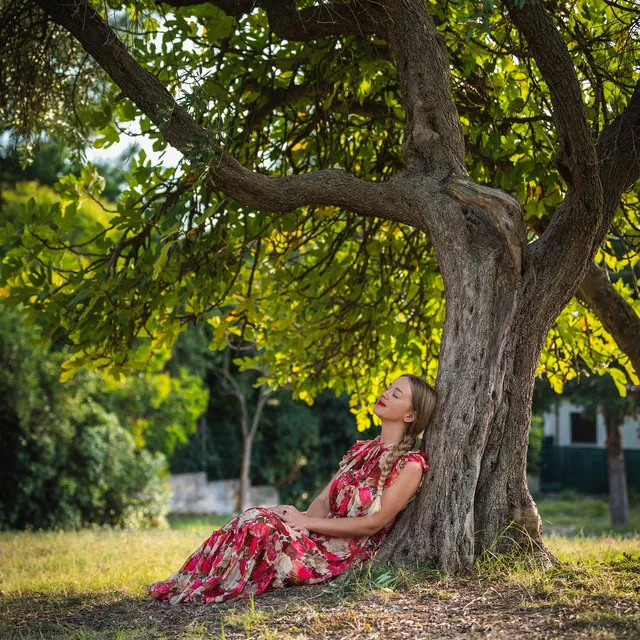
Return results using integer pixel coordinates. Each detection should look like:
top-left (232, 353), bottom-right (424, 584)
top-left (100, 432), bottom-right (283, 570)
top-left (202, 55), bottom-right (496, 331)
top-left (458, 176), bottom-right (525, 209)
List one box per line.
top-left (372, 240), bottom-right (556, 572)
top-left (371, 0), bottom-right (610, 574)
top-left (604, 415), bottom-right (630, 526)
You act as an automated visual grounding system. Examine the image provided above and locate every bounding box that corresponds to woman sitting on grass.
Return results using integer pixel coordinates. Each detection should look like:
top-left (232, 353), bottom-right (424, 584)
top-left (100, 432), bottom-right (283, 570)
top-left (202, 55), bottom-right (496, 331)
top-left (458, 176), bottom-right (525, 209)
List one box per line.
top-left (147, 374), bottom-right (435, 605)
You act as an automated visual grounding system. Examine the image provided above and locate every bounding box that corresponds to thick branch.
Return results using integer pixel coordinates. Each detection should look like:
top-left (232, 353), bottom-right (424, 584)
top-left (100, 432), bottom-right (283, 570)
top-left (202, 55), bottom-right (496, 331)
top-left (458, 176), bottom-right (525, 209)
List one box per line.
top-left (262, 0), bottom-right (377, 40)
top-left (507, 1), bottom-right (605, 306)
top-left (505, 0), bottom-right (596, 184)
top-left (159, 0), bottom-right (378, 40)
top-left (529, 79), bottom-right (640, 376)
top-left (576, 262), bottom-right (640, 377)
top-left (35, 0), bottom-right (416, 225)
top-left (375, 0), bottom-right (466, 175)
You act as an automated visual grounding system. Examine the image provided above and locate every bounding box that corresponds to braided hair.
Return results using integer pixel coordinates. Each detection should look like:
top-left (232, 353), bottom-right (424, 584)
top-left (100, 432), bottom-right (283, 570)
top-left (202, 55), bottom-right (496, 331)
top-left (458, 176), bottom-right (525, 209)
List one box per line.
top-left (367, 374), bottom-right (436, 516)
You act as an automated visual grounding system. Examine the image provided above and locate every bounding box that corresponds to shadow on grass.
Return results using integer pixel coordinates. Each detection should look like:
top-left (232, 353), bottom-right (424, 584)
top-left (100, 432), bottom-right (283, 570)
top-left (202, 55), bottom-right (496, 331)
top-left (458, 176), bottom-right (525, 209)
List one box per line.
top-left (1, 562), bottom-right (638, 639)
top-left (0, 582), bottom-right (335, 639)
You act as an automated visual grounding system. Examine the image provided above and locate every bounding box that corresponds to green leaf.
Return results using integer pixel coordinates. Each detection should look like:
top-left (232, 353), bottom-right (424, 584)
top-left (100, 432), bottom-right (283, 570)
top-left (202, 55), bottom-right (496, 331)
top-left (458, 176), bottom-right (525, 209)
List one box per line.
top-left (152, 242), bottom-right (173, 281)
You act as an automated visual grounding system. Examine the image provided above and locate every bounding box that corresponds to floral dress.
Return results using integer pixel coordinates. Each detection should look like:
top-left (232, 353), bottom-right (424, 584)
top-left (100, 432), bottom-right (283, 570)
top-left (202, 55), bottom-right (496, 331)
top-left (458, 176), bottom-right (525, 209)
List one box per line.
top-left (147, 436), bottom-right (430, 605)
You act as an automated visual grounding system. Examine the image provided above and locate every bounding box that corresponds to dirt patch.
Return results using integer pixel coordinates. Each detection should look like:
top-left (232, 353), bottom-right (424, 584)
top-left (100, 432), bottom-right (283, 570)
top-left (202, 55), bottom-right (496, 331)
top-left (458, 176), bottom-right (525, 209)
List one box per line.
top-left (1, 576), bottom-right (638, 639)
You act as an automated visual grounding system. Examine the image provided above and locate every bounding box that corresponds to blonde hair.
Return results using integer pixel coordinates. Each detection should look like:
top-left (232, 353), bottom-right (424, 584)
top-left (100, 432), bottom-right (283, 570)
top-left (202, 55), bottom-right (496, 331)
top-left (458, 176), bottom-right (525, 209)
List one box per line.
top-left (367, 374), bottom-right (436, 515)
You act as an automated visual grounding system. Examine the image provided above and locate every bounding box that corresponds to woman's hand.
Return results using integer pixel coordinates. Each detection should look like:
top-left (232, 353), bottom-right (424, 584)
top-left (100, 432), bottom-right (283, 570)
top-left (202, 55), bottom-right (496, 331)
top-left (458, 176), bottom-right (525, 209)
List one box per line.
top-left (271, 505), bottom-right (311, 537)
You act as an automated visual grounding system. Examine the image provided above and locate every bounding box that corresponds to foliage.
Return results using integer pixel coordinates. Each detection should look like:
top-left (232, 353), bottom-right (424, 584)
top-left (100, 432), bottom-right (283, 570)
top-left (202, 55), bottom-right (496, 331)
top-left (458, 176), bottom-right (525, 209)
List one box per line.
top-left (98, 366), bottom-right (209, 457)
top-left (0, 0), bottom-right (112, 158)
top-left (165, 322), bottom-right (368, 508)
top-left (0, 305), bottom-right (171, 531)
top-left (0, 139), bottom-right (130, 200)
top-left (526, 413), bottom-right (543, 476)
top-left (0, 0), bottom-right (638, 435)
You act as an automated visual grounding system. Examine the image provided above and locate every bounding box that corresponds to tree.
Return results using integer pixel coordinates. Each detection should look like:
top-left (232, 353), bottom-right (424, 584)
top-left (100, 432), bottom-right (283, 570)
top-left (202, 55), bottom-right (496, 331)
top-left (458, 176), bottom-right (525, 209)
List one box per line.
top-left (166, 322), bottom-right (371, 509)
top-left (98, 366), bottom-right (209, 458)
top-left (561, 375), bottom-right (639, 526)
top-left (211, 346), bottom-right (274, 513)
top-left (2, 0), bottom-right (639, 572)
top-left (0, 139), bottom-right (131, 200)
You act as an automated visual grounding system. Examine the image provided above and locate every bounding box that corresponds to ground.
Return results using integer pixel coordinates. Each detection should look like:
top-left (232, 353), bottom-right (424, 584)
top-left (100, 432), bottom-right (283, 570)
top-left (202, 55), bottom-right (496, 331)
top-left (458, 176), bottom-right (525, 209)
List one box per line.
top-left (1, 496), bottom-right (638, 639)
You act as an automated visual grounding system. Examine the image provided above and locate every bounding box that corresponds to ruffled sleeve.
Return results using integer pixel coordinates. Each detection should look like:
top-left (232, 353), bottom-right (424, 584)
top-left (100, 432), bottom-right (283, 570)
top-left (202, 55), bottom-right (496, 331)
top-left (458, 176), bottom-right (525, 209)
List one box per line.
top-left (384, 450), bottom-right (430, 489)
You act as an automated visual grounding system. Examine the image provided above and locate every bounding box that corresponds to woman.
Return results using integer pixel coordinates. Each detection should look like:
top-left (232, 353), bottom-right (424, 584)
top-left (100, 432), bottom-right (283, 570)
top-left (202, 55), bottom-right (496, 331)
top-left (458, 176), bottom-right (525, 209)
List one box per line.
top-left (147, 373), bottom-right (435, 605)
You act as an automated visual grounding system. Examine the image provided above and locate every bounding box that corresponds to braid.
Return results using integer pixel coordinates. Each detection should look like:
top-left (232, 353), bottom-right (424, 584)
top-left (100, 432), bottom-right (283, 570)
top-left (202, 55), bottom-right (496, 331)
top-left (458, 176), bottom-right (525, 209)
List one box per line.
top-left (367, 432), bottom-right (416, 516)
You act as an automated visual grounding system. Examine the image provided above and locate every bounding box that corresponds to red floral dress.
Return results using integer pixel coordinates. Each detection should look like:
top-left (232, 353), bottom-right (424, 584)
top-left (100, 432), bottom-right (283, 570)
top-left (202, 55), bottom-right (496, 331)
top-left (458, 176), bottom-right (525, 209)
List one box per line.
top-left (147, 436), bottom-right (429, 605)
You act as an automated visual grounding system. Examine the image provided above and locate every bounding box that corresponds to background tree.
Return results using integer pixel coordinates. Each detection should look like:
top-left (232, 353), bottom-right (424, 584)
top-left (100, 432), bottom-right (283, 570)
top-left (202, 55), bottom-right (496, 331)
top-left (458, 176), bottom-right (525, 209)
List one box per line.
top-left (0, 157), bottom-right (210, 530)
top-left (166, 320), bottom-right (376, 508)
top-left (1, 0), bottom-right (639, 572)
top-left (211, 347), bottom-right (273, 513)
top-left (561, 375), bottom-right (639, 526)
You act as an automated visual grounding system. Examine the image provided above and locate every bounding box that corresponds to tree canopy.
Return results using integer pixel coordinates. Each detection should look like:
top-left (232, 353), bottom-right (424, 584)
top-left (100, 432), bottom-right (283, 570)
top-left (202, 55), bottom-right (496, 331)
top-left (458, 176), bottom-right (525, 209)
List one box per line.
top-left (1, 1), bottom-right (638, 430)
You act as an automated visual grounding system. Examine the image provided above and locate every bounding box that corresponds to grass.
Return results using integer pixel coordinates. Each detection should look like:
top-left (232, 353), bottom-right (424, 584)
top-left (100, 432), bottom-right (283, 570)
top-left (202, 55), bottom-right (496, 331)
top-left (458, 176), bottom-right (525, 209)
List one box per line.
top-left (536, 493), bottom-right (640, 536)
top-left (166, 514), bottom-right (231, 531)
top-left (0, 497), bottom-right (638, 639)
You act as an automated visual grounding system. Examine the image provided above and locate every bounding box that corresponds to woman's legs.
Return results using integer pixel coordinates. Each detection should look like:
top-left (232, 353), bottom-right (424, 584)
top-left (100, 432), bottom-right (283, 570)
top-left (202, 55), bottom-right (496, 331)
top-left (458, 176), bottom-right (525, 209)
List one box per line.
top-left (147, 507), bottom-right (297, 604)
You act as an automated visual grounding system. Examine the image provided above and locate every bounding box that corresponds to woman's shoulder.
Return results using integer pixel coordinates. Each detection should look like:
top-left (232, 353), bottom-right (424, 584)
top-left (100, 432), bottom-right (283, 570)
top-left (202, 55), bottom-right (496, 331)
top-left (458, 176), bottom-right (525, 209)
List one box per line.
top-left (395, 449), bottom-right (430, 473)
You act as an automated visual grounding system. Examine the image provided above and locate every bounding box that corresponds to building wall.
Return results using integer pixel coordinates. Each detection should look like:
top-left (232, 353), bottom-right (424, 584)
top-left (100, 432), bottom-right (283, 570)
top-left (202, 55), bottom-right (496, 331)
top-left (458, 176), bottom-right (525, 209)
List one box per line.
top-left (542, 401), bottom-right (640, 450)
top-left (540, 443), bottom-right (640, 493)
top-left (168, 473), bottom-right (280, 514)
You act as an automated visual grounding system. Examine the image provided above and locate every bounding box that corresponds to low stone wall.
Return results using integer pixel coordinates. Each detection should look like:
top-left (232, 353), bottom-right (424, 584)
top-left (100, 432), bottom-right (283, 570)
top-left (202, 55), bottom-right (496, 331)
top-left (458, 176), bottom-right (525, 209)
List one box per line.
top-left (168, 472), bottom-right (280, 515)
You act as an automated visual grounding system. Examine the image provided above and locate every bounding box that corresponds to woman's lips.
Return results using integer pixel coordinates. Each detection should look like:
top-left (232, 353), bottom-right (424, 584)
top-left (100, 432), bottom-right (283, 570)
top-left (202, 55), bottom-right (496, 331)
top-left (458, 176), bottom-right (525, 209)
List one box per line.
top-left (377, 400), bottom-right (386, 406)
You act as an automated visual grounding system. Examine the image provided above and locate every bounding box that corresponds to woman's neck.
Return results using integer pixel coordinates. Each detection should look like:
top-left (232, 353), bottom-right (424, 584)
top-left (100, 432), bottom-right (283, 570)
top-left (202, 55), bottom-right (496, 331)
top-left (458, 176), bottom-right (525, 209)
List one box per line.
top-left (378, 427), bottom-right (406, 445)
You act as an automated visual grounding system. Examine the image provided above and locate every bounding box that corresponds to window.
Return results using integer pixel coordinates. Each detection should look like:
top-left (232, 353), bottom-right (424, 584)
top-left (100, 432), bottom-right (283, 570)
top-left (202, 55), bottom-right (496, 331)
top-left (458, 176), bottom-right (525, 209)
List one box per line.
top-left (570, 412), bottom-right (596, 444)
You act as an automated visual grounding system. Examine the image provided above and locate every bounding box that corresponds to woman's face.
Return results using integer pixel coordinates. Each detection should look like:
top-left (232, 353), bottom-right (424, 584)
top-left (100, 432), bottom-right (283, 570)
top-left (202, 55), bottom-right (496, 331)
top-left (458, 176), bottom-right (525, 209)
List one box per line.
top-left (373, 376), bottom-right (414, 423)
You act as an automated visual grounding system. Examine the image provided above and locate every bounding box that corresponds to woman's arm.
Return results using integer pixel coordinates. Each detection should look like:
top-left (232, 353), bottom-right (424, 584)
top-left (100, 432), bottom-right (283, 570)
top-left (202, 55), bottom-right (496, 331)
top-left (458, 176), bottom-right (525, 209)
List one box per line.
top-left (275, 461), bottom-right (424, 537)
top-left (304, 469), bottom-right (342, 519)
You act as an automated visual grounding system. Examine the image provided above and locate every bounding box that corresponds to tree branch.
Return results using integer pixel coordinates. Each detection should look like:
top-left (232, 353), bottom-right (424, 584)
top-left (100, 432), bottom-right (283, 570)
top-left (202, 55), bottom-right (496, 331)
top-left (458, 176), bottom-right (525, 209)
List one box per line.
top-left (507, 1), bottom-right (604, 306)
top-left (374, 0), bottom-right (466, 175)
top-left (576, 262), bottom-right (640, 378)
top-left (158, 0), bottom-right (378, 40)
top-left (34, 0), bottom-right (417, 225)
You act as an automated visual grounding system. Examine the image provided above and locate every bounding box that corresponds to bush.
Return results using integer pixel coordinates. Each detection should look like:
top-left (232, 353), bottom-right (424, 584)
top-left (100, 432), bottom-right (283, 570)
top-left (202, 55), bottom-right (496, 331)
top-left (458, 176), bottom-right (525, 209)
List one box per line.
top-left (0, 305), bottom-right (171, 531)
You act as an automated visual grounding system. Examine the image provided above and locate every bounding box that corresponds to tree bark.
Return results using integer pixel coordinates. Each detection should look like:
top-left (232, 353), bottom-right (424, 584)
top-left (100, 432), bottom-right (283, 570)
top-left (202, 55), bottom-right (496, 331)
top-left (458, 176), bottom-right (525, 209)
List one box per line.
top-left (604, 412), bottom-right (630, 526)
top-left (237, 434), bottom-right (254, 514)
top-left (576, 263), bottom-right (640, 378)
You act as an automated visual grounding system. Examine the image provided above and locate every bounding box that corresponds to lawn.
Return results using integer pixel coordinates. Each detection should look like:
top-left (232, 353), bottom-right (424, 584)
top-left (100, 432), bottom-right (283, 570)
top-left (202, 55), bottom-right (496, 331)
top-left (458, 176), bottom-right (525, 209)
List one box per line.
top-left (536, 493), bottom-right (640, 536)
top-left (1, 497), bottom-right (638, 639)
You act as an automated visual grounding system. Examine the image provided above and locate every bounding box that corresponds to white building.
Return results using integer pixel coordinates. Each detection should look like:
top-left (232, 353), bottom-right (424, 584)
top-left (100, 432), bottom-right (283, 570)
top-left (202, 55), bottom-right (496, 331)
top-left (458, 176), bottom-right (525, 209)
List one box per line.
top-left (542, 401), bottom-right (640, 450)
top-left (540, 400), bottom-right (640, 493)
